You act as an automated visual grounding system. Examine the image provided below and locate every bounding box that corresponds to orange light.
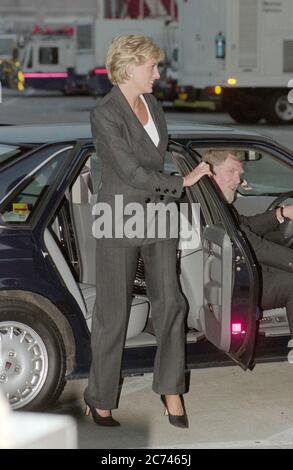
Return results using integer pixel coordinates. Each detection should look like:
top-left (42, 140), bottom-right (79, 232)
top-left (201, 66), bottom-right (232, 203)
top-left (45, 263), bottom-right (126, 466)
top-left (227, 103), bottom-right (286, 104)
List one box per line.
top-left (227, 77), bottom-right (237, 85)
top-left (214, 85), bottom-right (222, 95)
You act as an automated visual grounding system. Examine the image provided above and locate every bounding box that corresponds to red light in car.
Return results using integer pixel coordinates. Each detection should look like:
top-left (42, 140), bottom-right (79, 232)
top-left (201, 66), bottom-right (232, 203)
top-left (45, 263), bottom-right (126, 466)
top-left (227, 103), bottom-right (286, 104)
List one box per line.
top-left (232, 323), bottom-right (245, 335)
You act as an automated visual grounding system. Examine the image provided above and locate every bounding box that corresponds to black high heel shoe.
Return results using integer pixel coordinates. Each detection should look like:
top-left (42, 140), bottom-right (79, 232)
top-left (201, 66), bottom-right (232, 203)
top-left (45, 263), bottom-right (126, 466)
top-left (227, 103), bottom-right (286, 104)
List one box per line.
top-left (160, 395), bottom-right (189, 429)
top-left (84, 400), bottom-right (120, 427)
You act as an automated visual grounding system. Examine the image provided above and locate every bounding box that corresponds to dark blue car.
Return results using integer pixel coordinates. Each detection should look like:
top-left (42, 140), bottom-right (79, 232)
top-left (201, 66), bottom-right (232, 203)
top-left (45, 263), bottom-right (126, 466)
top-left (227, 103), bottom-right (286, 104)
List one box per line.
top-left (0, 122), bottom-right (292, 411)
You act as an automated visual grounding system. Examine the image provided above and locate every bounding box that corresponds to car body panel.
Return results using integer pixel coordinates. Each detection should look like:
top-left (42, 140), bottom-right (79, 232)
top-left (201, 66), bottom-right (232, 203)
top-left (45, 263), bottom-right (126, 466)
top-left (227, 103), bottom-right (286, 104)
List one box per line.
top-left (0, 121), bottom-right (268, 144)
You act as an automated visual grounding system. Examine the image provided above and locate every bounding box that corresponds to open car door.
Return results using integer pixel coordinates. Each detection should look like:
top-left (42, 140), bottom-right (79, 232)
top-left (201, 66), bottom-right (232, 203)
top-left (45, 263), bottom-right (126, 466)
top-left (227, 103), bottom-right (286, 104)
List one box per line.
top-left (171, 144), bottom-right (260, 370)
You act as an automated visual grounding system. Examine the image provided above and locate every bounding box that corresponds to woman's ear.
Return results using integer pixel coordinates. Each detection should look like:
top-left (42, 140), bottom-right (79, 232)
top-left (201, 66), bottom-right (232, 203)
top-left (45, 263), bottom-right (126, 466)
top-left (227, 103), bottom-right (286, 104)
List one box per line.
top-left (126, 64), bottom-right (134, 79)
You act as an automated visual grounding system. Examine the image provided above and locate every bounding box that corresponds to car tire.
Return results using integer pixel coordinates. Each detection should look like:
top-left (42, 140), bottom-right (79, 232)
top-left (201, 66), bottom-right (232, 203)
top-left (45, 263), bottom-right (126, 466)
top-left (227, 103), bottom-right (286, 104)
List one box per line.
top-left (0, 300), bottom-right (66, 411)
top-left (264, 91), bottom-right (293, 124)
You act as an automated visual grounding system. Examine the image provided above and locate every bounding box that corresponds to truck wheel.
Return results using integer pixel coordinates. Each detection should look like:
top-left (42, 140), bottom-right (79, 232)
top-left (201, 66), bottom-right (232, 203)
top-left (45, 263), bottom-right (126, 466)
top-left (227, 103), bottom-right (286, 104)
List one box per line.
top-left (264, 91), bottom-right (293, 124)
top-left (0, 300), bottom-right (66, 411)
top-left (227, 98), bottom-right (263, 124)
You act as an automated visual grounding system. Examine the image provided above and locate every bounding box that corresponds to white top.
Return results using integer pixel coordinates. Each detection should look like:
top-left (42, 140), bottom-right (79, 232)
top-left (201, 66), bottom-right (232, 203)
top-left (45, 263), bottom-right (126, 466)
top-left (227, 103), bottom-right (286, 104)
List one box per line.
top-left (140, 95), bottom-right (160, 147)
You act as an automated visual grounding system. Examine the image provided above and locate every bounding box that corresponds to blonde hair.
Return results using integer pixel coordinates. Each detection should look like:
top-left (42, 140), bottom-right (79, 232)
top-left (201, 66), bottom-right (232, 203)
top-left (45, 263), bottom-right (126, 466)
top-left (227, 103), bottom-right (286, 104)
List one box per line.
top-left (106, 34), bottom-right (164, 85)
top-left (202, 149), bottom-right (244, 169)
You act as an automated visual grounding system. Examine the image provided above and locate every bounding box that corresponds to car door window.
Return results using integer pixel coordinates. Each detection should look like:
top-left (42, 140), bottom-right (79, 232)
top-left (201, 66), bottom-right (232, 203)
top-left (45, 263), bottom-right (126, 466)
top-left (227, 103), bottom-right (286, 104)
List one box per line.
top-left (190, 144), bottom-right (293, 196)
top-left (0, 143), bottom-right (33, 165)
top-left (189, 144), bottom-right (293, 217)
top-left (0, 146), bottom-right (72, 224)
top-left (239, 151), bottom-right (293, 196)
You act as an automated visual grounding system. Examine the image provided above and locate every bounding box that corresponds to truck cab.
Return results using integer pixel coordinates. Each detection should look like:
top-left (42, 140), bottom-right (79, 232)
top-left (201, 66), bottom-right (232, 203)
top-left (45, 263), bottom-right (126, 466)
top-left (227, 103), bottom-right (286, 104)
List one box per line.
top-left (22, 35), bottom-right (75, 93)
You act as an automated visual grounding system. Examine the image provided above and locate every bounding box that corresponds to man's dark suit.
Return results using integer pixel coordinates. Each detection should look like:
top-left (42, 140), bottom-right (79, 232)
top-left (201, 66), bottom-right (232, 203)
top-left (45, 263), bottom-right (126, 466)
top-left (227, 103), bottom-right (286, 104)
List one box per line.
top-left (84, 86), bottom-right (187, 410)
top-left (236, 209), bottom-right (293, 335)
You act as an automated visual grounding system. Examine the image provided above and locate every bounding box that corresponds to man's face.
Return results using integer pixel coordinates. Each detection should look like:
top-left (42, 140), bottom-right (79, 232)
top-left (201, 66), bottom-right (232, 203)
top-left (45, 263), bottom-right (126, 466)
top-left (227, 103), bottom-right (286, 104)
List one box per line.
top-left (212, 155), bottom-right (244, 203)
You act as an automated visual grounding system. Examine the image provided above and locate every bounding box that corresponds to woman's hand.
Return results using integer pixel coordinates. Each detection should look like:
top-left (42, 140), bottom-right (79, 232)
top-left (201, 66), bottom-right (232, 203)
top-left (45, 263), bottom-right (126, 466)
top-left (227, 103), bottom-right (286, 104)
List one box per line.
top-left (183, 162), bottom-right (212, 188)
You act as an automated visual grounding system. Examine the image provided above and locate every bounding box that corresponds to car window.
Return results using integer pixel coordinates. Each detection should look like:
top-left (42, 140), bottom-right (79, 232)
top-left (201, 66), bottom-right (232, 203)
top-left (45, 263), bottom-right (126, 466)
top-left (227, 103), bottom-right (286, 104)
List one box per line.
top-left (239, 152), bottom-right (293, 196)
top-left (191, 145), bottom-right (293, 196)
top-left (0, 147), bottom-right (71, 224)
top-left (0, 143), bottom-right (33, 166)
top-left (0, 143), bottom-right (73, 203)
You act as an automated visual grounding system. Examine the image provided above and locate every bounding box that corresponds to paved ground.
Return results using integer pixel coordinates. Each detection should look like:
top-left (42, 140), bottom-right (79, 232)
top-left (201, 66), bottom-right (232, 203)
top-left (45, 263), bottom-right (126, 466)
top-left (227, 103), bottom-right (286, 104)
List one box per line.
top-left (52, 361), bottom-right (293, 449)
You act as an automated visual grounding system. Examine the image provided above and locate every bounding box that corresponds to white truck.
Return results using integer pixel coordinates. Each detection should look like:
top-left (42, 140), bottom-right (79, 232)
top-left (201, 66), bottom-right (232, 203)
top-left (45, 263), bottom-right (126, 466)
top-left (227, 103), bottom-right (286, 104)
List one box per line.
top-left (18, 18), bottom-right (169, 95)
top-left (0, 34), bottom-right (18, 60)
top-left (177, 0), bottom-right (293, 124)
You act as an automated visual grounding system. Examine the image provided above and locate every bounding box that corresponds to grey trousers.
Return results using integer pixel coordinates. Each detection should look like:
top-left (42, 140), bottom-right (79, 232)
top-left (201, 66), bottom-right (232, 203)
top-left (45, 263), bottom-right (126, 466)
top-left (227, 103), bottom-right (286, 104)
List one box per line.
top-left (84, 239), bottom-right (187, 409)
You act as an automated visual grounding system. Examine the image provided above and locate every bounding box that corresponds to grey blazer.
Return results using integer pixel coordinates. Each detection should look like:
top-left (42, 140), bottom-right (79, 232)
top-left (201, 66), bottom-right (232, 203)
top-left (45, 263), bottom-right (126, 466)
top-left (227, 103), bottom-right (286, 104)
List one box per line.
top-left (90, 85), bottom-right (184, 246)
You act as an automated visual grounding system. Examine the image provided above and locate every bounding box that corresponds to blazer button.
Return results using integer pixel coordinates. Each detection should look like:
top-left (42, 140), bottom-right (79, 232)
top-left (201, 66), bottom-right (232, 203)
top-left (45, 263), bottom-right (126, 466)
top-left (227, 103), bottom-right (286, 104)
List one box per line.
top-left (155, 188), bottom-right (160, 192)
top-left (172, 189), bottom-right (177, 194)
top-left (145, 198), bottom-right (151, 203)
top-left (160, 195), bottom-right (165, 201)
top-left (164, 189), bottom-right (169, 194)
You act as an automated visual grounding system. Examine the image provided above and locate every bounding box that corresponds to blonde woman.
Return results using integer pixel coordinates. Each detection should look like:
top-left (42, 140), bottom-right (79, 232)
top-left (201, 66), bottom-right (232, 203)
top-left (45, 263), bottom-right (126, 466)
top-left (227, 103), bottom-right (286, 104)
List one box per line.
top-left (84, 35), bottom-right (211, 428)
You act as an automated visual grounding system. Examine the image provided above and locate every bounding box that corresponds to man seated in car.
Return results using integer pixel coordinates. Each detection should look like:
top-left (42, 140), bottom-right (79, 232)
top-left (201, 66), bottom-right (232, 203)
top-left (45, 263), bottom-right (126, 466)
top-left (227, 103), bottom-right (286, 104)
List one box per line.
top-left (202, 148), bottom-right (293, 341)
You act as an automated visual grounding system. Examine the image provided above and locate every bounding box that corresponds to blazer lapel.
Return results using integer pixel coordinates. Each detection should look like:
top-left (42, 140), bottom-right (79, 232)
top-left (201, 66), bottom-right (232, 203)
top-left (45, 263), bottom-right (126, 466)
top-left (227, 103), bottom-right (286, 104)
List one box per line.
top-left (110, 86), bottom-right (167, 159)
